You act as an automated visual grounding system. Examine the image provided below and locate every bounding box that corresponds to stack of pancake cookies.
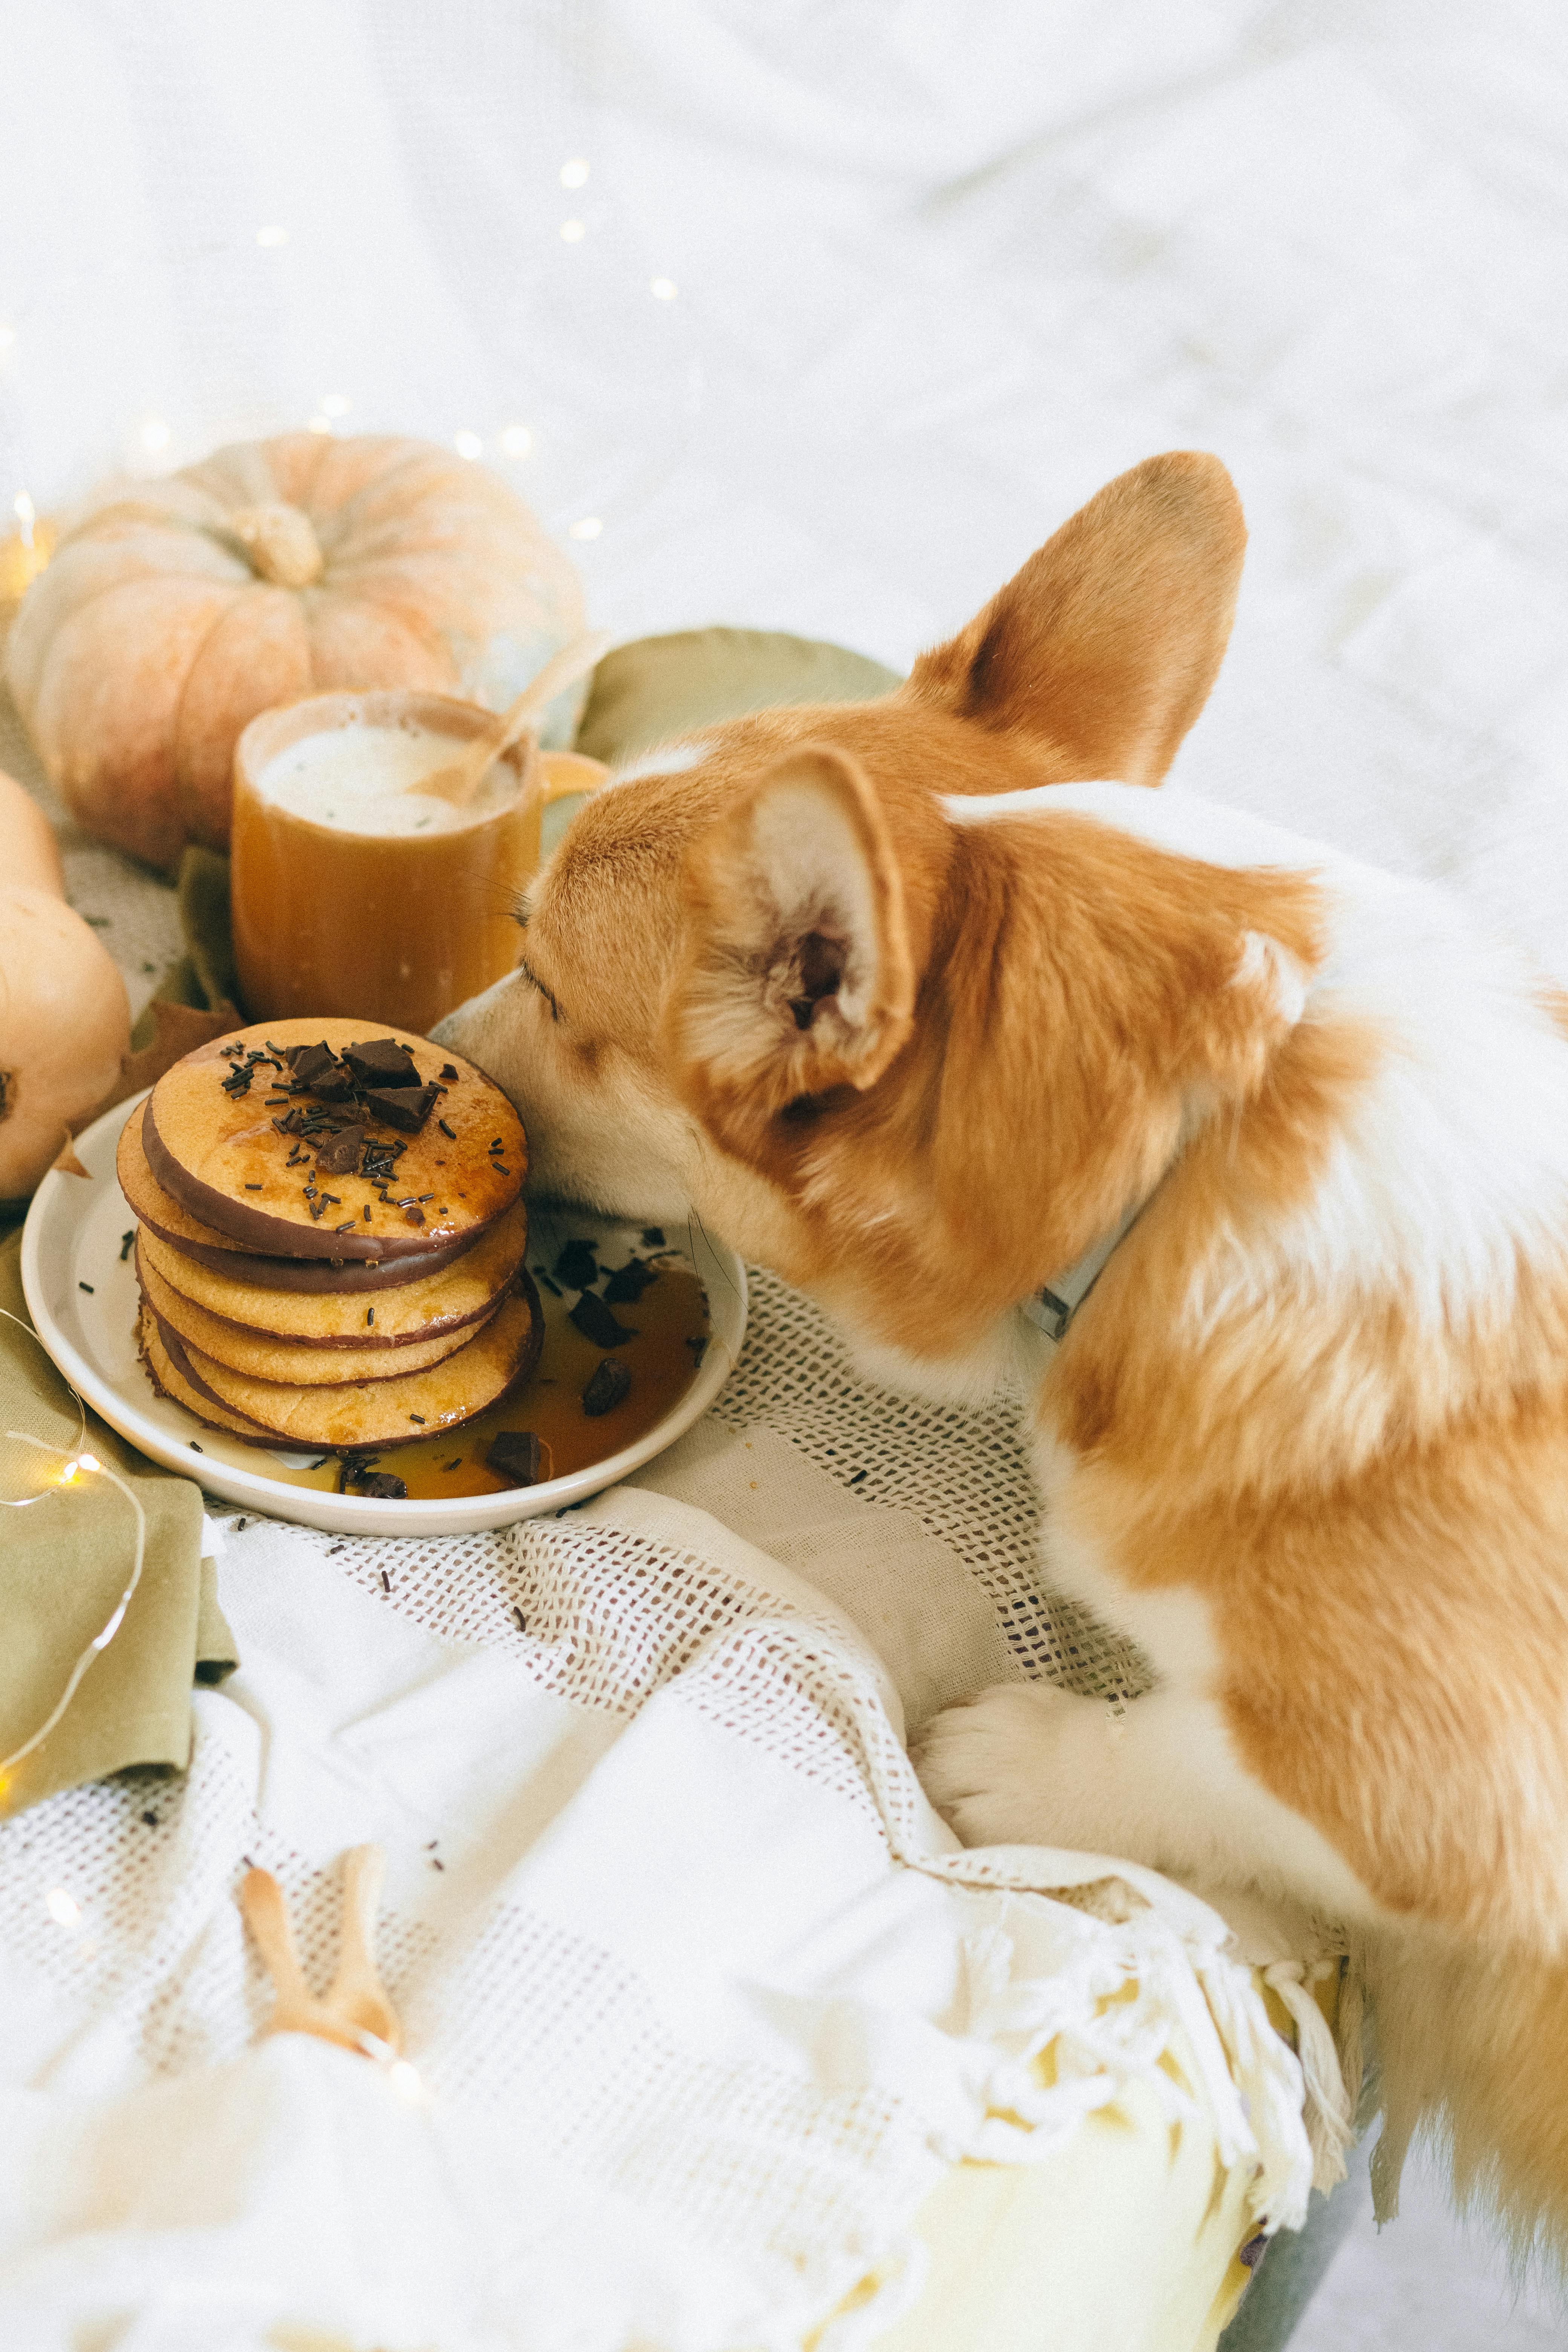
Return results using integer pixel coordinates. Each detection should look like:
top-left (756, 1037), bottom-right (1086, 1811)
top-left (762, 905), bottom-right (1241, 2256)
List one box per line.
top-left (121, 1018), bottom-right (543, 1475)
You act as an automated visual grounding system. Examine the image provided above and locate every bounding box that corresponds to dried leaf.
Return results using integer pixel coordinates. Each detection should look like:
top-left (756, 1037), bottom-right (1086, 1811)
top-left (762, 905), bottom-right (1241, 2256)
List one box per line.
top-left (83, 997), bottom-right (240, 1128)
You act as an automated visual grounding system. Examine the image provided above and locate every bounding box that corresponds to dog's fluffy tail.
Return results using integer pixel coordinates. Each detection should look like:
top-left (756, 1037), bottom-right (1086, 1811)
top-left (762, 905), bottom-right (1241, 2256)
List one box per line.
top-left (1364, 1931), bottom-right (1568, 2284)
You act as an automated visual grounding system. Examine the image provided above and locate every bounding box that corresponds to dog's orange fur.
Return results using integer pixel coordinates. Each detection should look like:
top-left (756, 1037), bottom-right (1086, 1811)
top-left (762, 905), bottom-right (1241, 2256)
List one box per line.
top-left (441, 452), bottom-right (1568, 2268)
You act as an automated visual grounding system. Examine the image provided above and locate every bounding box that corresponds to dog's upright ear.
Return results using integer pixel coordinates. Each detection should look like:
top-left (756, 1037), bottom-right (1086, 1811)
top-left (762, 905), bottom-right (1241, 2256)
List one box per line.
top-left (907, 450), bottom-right (1246, 786)
top-left (665, 744), bottom-right (915, 1152)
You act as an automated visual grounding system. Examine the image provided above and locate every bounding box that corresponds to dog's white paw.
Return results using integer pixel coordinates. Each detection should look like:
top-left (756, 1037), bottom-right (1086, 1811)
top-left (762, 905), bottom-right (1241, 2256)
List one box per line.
top-left (911, 1682), bottom-right (1084, 1850)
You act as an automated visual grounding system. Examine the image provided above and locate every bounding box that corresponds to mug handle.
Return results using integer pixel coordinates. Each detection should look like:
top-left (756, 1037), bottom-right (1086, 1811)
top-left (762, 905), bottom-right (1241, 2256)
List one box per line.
top-left (538, 749), bottom-right (611, 803)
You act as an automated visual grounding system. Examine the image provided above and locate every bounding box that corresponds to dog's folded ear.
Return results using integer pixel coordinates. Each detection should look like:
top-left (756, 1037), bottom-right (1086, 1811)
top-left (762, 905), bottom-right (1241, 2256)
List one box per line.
top-left (906, 450), bottom-right (1246, 787)
top-left (664, 744), bottom-right (914, 1147)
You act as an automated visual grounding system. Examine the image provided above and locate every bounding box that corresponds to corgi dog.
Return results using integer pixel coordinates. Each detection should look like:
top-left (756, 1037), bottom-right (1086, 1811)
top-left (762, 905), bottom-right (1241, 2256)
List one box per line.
top-left (437, 453), bottom-right (1568, 2267)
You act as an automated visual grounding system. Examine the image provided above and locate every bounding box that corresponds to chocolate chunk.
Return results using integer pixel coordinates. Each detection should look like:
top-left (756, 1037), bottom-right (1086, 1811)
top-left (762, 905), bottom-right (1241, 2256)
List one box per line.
top-left (553, 1238), bottom-right (598, 1289)
top-left (641, 1227), bottom-right (665, 1247)
top-left (439, 1063), bottom-right (458, 1081)
top-left (345, 1037), bottom-right (421, 1088)
top-left (603, 1256), bottom-right (658, 1305)
top-left (570, 1291), bottom-right (636, 1349)
top-left (486, 1429), bottom-right (547, 1485)
top-left (351, 1470), bottom-right (408, 1500)
top-left (286, 1040), bottom-right (355, 1097)
top-left (582, 1358), bottom-right (632, 1416)
top-left (404, 1206), bottom-right (425, 1225)
top-left (364, 1083), bottom-right (439, 1133)
top-left (314, 1122), bottom-right (365, 1174)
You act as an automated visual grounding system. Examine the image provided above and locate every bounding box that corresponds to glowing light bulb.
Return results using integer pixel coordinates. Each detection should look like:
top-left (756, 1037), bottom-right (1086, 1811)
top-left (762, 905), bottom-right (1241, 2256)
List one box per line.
top-left (306, 415), bottom-right (332, 435)
top-left (388, 2058), bottom-right (423, 2101)
top-left (453, 430), bottom-right (483, 461)
top-left (569, 516), bottom-right (602, 541)
top-left (499, 424), bottom-right (532, 458)
top-left (256, 225), bottom-right (289, 248)
top-left (320, 393), bottom-right (351, 418)
top-left (77, 1452), bottom-right (100, 1474)
top-left (141, 418), bottom-right (171, 456)
top-left (12, 491), bottom-right (35, 537)
top-left (649, 277), bottom-right (678, 302)
top-left (46, 1887), bottom-right (81, 1928)
top-left (560, 159), bottom-right (589, 190)
top-left (560, 219), bottom-right (586, 244)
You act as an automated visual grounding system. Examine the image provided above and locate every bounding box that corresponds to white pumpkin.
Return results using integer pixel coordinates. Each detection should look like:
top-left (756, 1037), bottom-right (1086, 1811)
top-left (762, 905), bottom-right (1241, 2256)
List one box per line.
top-left (0, 770), bottom-right (131, 1196)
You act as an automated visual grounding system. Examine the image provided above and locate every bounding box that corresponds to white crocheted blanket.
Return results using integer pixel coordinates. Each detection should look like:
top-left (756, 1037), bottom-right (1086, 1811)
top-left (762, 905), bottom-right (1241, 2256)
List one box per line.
top-left (0, 1257), bottom-right (1341, 2350)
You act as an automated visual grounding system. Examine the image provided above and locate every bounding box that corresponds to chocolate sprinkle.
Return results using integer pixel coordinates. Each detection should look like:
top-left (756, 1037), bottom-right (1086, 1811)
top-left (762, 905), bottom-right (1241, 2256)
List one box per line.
top-left (437, 1118), bottom-right (456, 1139)
top-left (487, 1429), bottom-right (545, 1485)
top-left (78, 1280), bottom-right (94, 1294)
top-left (582, 1357), bottom-right (632, 1417)
top-left (119, 1229), bottom-right (135, 1260)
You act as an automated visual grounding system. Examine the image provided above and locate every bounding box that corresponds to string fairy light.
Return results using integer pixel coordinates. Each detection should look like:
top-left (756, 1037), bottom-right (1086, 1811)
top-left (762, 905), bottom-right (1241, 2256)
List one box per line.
top-left (352, 2025), bottom-right (425, 2102)
top-left (0, 1307), bottom-right (147, 1792)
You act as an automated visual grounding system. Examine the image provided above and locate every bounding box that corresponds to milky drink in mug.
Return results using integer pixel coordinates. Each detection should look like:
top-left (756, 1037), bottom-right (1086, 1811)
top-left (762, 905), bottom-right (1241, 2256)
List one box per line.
top-left (231, 690), bottom-right (543, 1035)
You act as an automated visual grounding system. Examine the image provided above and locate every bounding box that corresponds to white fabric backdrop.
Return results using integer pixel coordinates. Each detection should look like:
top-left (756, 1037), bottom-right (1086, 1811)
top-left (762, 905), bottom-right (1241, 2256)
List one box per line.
top-left (3, 5), bottom-right (1567, 2345)
top-left (4, 0), bottom-right (1566, 982)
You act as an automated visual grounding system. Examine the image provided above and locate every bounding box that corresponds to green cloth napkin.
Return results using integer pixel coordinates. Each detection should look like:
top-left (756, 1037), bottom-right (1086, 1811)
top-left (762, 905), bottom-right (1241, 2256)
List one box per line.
top-left (0, 1233), bottom-right (235, 1817)
top-left (0, 626), bottom-right (894, 1816)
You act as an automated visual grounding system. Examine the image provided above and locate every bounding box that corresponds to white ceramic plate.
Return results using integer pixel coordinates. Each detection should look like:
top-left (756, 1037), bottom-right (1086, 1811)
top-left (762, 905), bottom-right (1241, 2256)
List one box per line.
top-left (20, 1092), bottom-right (747, 1536)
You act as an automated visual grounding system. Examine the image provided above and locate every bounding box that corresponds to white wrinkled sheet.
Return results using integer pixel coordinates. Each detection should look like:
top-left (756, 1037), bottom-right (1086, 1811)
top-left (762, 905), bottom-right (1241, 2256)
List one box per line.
top-left (3, 3), bottom-right (1565, 986)
top-left (2, 3), bottom-right (1564, 2344)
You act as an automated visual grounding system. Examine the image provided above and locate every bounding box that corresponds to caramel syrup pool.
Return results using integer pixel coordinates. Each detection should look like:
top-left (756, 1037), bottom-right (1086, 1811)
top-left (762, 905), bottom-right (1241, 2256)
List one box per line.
top-left (248, 1218), bottom-right (711, 1501)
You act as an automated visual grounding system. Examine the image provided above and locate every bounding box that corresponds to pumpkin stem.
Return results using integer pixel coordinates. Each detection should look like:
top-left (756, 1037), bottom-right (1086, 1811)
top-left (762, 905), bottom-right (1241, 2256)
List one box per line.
top-left (229, 504), bottom-right (325, 590)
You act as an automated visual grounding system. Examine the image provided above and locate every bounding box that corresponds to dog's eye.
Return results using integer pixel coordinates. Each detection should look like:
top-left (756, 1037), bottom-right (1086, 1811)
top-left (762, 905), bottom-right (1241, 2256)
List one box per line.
top-left (518, 956), bottom-right (562, 1023)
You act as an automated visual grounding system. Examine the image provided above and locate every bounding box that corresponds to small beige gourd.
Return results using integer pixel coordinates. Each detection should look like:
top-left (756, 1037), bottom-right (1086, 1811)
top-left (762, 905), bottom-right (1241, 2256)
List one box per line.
top-left (0, 768), bottom-right (131, 1196)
